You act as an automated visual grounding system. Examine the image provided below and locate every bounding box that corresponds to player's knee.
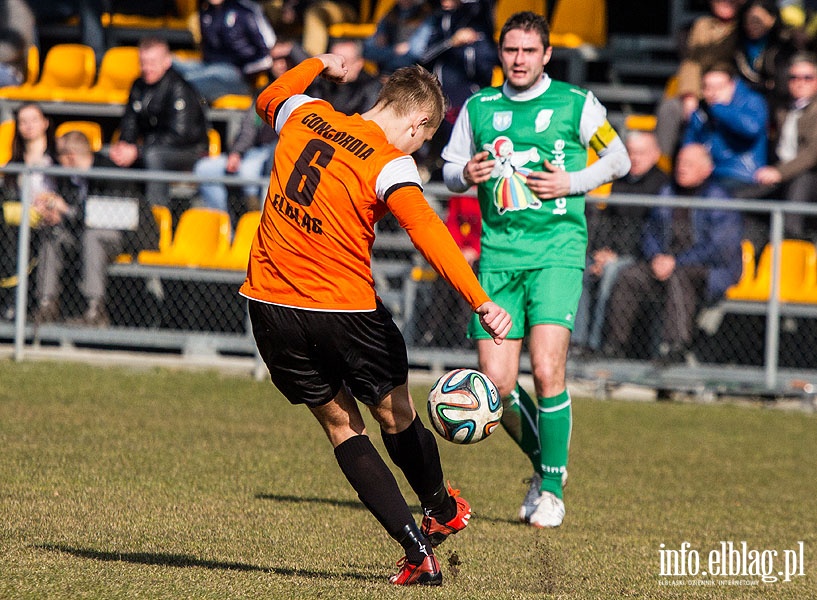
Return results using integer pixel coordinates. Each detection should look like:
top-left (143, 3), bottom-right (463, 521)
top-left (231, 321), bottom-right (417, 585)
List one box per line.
top-left (531, 358), bottom-right (565, 393)
top-left (483, 368), bottom-right (515, 398)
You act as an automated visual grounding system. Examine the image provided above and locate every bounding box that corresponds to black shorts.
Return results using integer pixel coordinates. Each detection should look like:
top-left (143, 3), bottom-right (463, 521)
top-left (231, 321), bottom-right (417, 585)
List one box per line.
top-left (248, 299), bottom-right (409, 407)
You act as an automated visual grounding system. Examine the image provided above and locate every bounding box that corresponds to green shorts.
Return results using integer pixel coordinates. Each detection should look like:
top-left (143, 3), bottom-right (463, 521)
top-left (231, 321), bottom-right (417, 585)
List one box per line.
top-left (469, 267), bottom-right (584, 339)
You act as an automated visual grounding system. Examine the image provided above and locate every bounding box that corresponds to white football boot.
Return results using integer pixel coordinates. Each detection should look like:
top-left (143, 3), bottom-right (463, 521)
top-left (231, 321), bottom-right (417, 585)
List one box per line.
top-left (518, 473), bottom-right (543, 522)
top-left (528, 491), bottom-right (565, 528)
top-left (518, 470), bottom-right (568, 523)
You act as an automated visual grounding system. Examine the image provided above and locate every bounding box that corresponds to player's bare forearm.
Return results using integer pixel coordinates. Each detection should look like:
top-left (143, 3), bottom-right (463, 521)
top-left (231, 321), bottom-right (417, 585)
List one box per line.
top-left (476, 302), bottom-right (511, 345)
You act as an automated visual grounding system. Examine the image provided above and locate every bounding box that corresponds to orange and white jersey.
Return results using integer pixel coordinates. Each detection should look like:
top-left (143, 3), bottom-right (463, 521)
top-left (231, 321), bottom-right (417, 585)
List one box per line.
top-left (240, 57), bottom-right (488, 312)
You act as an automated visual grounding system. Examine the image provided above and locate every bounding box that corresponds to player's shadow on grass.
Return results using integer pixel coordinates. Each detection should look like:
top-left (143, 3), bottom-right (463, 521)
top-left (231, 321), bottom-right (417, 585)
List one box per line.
top-left (255, 493), bottom-right (519, 525)
top-left (255, 492), bottom-right (421, 513)
top-left (36, 544), bottom-right (380, 582)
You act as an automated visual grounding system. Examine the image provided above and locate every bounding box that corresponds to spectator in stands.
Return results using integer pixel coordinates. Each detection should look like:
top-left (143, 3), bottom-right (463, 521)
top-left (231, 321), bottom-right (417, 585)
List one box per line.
top-left (734, 0), bottom-right (799, 112)
top-left (655, 0), bottom-right (743, 159)
top-left (193, 99), bottom-right (277, 216)
top-left (604, 143), bottom-right (744, 363)
top-left (1, 0), bottom-right (35, 50)
top-left (266, 36), bottom-right (310, 76)
top-left (0, 102), bottom-right (57, 322)
top-left (571, 132), bottom-right (670, 358)
top-left (413, 0), bottom-right (498, 178)
top-left (31, 130), bottom-right (158, 326)
top-left (109, 36), bottom-right (209, 208)
top-left (26, 0), bottom-right (107, 64)
top-left (192, 38), bottom-right (305, 216)
top-left (175, 0), bottom-right (277, 104)
top-left (0, 27), bottom-right (27, 87)
top-left (746, 51), bottom-right (817, 240)
top-left (363, 0), bottom-right (432, 77)
top-left (269, 0), bottom-right (357, 57)
top-left (1, 102), bottom-right (57, 205)
top-left (683, 62), bottom-right (769, 193)
top-left (305, 39), bottom-right (382, 115)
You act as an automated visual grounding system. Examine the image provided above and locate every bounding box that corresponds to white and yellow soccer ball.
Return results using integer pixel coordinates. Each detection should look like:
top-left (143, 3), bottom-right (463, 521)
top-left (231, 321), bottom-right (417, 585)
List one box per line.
top-left (427, 368), bottom-right (502, 444)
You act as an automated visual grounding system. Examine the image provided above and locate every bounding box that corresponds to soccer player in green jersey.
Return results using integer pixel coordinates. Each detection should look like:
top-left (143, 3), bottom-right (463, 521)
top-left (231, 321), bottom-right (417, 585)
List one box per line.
top-left (441, 11), bottom-right (631, 527)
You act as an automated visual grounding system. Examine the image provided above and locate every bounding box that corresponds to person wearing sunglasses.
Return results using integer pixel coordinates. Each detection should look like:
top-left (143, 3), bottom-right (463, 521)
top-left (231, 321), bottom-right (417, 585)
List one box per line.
top-left (751, 52), bottom-right (817, 239)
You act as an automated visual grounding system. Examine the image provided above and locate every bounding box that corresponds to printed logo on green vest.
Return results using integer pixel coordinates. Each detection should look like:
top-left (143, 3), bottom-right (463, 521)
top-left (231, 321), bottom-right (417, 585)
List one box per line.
top-left (492, 111), bottom-right (512, 131)
top-left (483, 136), bottom-right (542, 214)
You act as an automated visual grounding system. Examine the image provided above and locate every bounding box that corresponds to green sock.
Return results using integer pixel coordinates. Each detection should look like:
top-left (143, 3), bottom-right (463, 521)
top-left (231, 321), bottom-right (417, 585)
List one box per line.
top-left (538, 389), bottom-right (572, 500)
top-left (500, 383), bottom-right (541, 474)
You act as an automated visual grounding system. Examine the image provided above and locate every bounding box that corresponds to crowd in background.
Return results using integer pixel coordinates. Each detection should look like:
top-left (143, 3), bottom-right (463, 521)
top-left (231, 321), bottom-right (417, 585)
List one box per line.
top-left (3, 0), bottom-right (817, 363)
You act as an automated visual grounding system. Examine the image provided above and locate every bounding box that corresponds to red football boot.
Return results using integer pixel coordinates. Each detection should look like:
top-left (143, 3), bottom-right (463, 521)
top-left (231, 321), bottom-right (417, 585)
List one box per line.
top-left (420, 485), bottom-right (472, 547)
top-left (389, 555), bottom-right (442, 586)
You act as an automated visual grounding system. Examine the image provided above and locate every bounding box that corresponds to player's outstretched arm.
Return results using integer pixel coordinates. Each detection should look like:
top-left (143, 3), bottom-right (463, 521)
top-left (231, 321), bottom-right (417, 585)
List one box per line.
top-left (256, 54), bottom-right (348, 125)
top-left (476, 302), bottom-right (511, 345)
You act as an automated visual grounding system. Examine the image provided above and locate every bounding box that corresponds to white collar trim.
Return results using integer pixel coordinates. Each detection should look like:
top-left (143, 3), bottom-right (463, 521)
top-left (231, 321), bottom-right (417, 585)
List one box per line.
top-left (503, 74), bottom-right (551, 101)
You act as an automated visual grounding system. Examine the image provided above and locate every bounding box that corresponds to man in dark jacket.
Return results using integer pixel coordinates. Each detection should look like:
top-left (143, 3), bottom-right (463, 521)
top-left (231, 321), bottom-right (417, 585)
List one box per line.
top-left (32, 130), bottom-right (158, 326)
top-left (604, 143), bottom-right (744, 362)
top-left (109, 36), bottom-right (209, 208)
top-left (572, 132), bottom-right (670, 356)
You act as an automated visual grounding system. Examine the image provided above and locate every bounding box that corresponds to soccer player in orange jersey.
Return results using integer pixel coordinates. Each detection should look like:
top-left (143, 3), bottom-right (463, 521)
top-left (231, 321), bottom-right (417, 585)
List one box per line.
top-left (240, 53), bottom-right (511, 585)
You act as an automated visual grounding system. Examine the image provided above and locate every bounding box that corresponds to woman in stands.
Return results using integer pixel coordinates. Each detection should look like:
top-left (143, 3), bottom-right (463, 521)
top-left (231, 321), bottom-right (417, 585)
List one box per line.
top-left (0, 102), bottom-right (57, 321)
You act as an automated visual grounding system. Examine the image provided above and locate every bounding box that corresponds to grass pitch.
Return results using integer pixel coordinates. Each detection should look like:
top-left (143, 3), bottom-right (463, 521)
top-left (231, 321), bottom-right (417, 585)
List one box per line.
top-left (1, 360), bottom-right (815, 599)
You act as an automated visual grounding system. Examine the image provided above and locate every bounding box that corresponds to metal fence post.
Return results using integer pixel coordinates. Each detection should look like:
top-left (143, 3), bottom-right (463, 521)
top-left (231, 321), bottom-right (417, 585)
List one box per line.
top-left (13, 171), bottom-right (33, 362)
top-left (764, 209), bottom-right (784, 390)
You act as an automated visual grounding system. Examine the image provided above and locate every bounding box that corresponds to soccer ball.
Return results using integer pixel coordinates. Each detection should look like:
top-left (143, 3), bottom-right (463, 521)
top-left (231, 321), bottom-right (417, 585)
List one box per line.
top-left (427, 368), bottom-right (502, 444)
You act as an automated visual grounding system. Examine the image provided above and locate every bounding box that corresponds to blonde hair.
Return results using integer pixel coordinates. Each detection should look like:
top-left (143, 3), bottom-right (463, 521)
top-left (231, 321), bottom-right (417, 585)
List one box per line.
top-left (373, 65), bottom-right (447, 130)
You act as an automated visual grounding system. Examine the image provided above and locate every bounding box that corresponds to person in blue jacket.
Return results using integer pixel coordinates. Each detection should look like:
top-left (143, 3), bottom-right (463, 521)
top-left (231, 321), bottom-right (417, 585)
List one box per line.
top-left (683, 62), bottom-right (769, 193)
top-left (604, 143), bottom-right (744, 362)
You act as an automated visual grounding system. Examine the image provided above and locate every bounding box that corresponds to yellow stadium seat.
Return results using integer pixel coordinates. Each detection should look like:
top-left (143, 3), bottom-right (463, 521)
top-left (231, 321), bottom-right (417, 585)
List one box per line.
top-left (152, 205), bottom-right (174, 253)
top-left (100, 0), bottom-right (194, 30)
top-left (137, 208), bottom-right (231, 267)
top-left (550, 0), bottom-right (607, 48)
top-left (780, 241), bottom-right (817, 303)
top-left (25, 45), bottom-right (39, 85)
top-left (171, 48), bottom-right (203, 62)
top-left (0, 44), bottom-right (96, 102)
top-left (723, 240), bottom-right (757, 300)
top-left (328, 0), bottom-right (395, 40)
top-left (491, 65), bottom-right (504, 87)
top-left (114, 205), bottom-right (174, 263)
top-left (724, 240), bottom-right (817, 302)
top-left (207, 129), bottom-right (221, 157)
top-left (210, 94), bottom-right (253, 111)
top-left (0, 119), bottom-right (14, 166)
top-left (494, 0), bottom-right (547, 41)
top-left (61, 46), bottom-right (140, 104)
top-left (199, 210), bottom-right (261, 270)
top-left (55, 121), bottom-right (104, 152)
top-left (586, 147), bottom-right (612, 197)
top-left (624, 114), bottom-right (658, 132)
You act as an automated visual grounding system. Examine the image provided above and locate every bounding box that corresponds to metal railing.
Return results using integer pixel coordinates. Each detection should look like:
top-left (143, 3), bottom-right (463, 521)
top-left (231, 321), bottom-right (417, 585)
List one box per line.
top-left (3, 163), bottom-right (817, 399)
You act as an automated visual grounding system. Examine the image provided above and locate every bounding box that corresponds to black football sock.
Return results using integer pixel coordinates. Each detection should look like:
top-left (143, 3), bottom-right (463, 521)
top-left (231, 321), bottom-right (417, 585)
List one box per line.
top-left (333, 434), bottom-right (416, 540)
top-left (381, 415), bottom-right (456, 522)
top-left (395, 523), bottom-right (433, 566)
